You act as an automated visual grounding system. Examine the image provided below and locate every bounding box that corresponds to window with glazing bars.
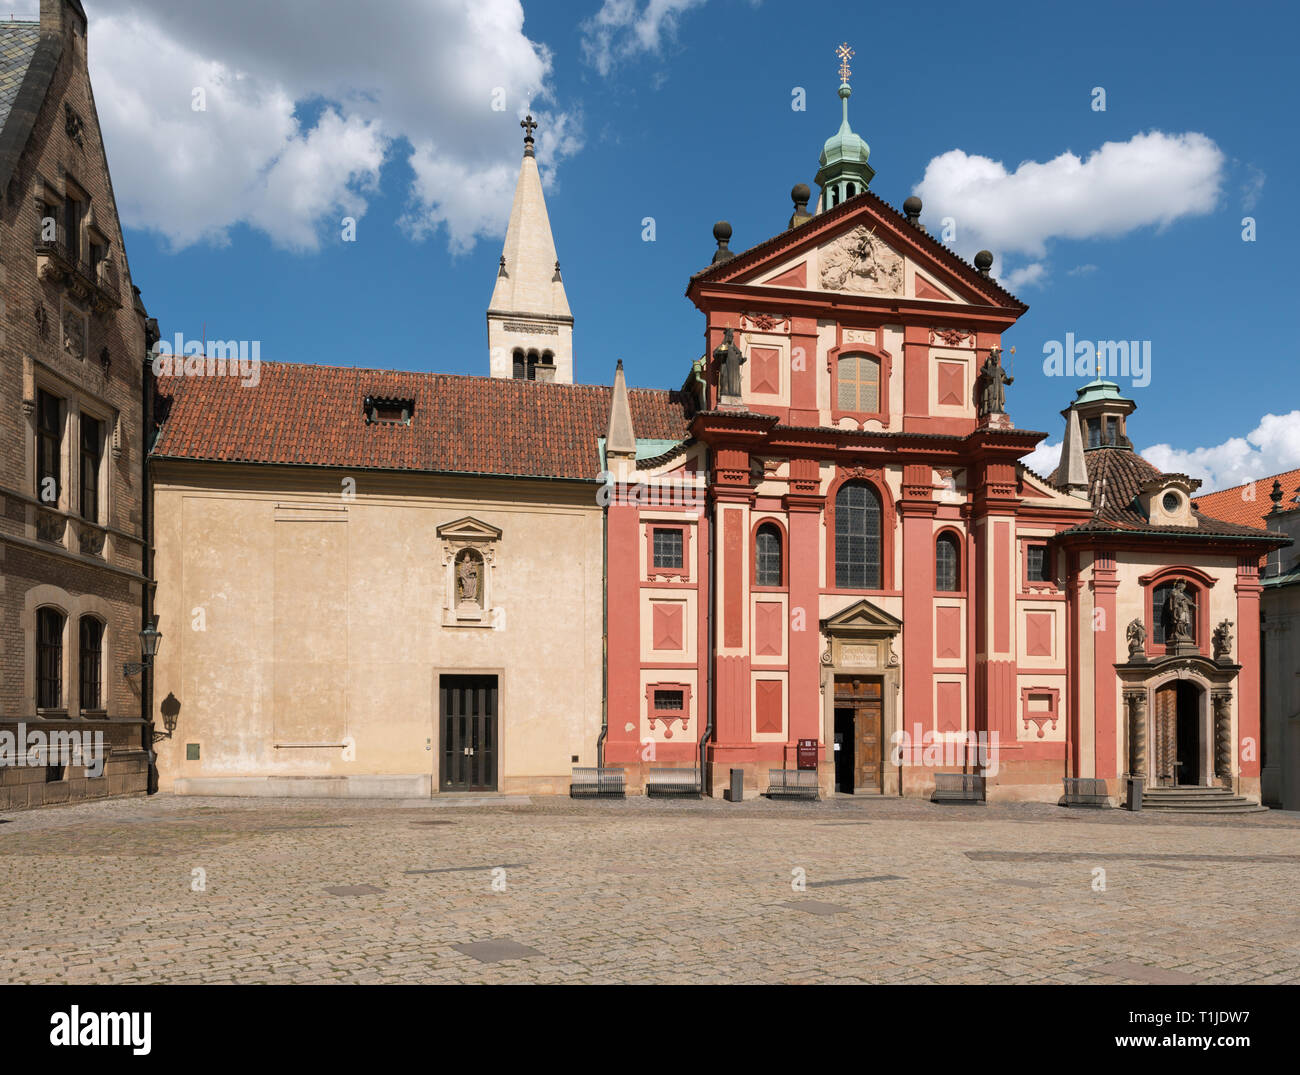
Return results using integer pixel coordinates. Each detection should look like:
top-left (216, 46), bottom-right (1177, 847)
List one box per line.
top-left (755, 524), bottom-right (782, 586)
top-left (80, 415), bottom-right (102, 521)
top-left (652, 528), bottom-right (683, 570)
top-left (37, 390), bottom-right (62, 505)
top-left (834, 482), bottom-right (881, 589)
top-left (37, 607), bottom-right (64, 710)
top-left (936, 533), bottom-right (960, 591)
top-left (837, 354), bottom-right (880, 412)
top-left (79, 616), bottom-right (103, 711)
top-left (1026, 545), bottom-right (1050, 583)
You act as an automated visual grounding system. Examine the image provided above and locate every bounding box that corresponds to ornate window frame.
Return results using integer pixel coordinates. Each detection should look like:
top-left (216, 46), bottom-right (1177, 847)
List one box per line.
top-left (751, 517), bottom-right (786, 589)
top-left (1140, 565), bottom-right (1216, 656)
top-left (829, 344), bottom-right (891, 428)
top-left (437, 517), bottom-right (503, 629)
top-left (645, 682), bottom-right (692, 739)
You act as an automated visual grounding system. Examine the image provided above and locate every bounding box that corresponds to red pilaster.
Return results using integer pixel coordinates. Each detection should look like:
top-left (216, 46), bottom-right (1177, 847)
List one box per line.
top-left (902, 323), bottom-right (929, 432)
top-left (1236, 557), bottom-right (1263, 779)
top-left (605, 498), bottom-right (641, 763)
top-left (1090, 550), bottom-right (1119, 781)
top-left (785, 459), bottom-right (825, 748)
top-left (899, 465), bottom-right (938, 735)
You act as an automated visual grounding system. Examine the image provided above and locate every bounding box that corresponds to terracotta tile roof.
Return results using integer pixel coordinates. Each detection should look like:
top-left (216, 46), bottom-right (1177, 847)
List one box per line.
top-left (1192, 467), bottom-right (1300, 531)
top-left (1051, 447), bottom-right (1285, 542)
top-left (152, 361), bottom-right (693, 481)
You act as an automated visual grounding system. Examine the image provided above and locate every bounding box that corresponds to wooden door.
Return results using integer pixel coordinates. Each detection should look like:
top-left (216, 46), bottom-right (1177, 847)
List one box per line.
top-left (834, 677), bottom-right (882, 791)
top-left (1153, 683), bottom-right (1177, 787)
top-left (440, 675), bottom-right (498, 791)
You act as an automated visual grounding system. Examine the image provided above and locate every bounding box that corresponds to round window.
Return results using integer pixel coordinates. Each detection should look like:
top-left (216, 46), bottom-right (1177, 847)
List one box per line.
top-left (1162, 491), bottom-right (1181, 513)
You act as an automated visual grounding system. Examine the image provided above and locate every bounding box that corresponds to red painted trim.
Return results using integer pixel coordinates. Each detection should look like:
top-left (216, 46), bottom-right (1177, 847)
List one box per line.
top-left (1019, 686), bottom-right (1062, 740)
top-left (1019, 537), bottom-right (1059, 594)
top-left (645, 521), bottom-right (692, 580)
top-left (646, 681), bottom-right (693, 739)
top-left (994, 521), bottom-right (1011, 654)
top-left (723, 509), bottom-right (744, 648)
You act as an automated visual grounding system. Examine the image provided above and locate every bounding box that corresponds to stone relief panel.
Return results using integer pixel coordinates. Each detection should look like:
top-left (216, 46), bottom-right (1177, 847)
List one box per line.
top-left (819, 225), bottom-right (904, 296)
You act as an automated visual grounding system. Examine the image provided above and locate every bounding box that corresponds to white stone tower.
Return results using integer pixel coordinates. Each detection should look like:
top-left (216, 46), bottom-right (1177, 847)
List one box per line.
top-left (487, 114), bottom-right (573, 382)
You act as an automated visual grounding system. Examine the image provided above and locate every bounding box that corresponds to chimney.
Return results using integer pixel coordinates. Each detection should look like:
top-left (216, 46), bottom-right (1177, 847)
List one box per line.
top-left (605, 359), bottom-right (636, 475)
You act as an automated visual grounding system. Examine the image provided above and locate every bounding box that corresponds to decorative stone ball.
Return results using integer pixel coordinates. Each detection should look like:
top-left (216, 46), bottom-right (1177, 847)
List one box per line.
top-left (713, 221), bottom-right (732, 243)
top-left (903, 195), bottom-right (922, 217)
top-left (791, 183), bottom-right (811, 206)
top-left (974, 250), bottom-right (994, 272)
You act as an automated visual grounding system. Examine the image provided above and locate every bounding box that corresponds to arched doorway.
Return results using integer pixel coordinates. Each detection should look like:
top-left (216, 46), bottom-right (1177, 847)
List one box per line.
top-left (1153, 680), bottom-right (1204, 787)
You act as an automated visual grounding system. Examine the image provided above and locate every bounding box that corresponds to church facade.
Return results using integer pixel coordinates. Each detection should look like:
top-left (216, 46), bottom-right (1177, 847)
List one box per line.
top-left (147, 59), bottom-right (1285, 807)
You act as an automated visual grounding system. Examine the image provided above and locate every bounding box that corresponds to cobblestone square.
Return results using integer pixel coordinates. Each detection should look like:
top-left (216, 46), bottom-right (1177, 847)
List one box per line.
top-left (2, 794), bottom-right (1298, 985)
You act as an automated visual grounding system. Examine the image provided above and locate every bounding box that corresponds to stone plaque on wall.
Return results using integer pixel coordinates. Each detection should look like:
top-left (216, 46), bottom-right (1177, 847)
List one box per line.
top-left (840, 643), bottom-right (878, 668)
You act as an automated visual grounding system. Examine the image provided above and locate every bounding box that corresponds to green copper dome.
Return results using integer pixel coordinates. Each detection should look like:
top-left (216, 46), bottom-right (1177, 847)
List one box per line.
top-left (815, 81), bottom-right (874, 211)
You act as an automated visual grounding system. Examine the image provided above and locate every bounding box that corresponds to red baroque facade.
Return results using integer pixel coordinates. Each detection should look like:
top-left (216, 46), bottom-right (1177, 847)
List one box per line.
top-left (603, 187), bottom-right (1282, 804)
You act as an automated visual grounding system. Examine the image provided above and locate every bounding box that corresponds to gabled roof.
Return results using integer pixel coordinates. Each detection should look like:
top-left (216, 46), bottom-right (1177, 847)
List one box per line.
top-left (0, 22), bottom-right (40, 135)
top-left (0, 16), bottom-right (58, 192)
top-left (1193, 466), bottom-right (1300, 531)
top-left (688, 185), bottom-right (1027, 312)
top-left (152, 362), bottom-right (693, 482)
top-left (1050, 446), bottom-right (1284, 542)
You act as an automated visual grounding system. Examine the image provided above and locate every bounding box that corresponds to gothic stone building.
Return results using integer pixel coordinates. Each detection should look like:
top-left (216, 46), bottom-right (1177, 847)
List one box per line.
top-left (0, 0), bottom-right (154, 808)
top-left (149, 75), bottom-right (1283, 806)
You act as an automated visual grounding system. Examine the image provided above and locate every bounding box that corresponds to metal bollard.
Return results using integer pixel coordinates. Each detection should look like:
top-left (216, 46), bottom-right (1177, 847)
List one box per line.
top-left (1126, 776), bottom-right (1144, 811)
top-left (727, 767), bottom-right (743, 802)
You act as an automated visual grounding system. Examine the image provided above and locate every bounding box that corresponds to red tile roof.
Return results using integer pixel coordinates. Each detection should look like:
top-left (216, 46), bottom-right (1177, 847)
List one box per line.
top-left (1193, 467), bottom-right (1300, 531)
top-left (152, 362), bottom-right (693, 481)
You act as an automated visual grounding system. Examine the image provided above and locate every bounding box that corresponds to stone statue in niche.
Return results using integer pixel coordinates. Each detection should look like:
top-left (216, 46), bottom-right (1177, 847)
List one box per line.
top-left (713, 327), bottom-right (746, 400)
top-left (1212, 619), bottom-right (1234, 662)
top-left (1166, 580), bottom-right (1195, 642)
top-left (455, 549), bottom-right (482, 606)
top-left (820, 225), bottom-right (904, 295)
top-left (1125, 618), bottom-right (1147, 660)
top-left (976, 347), bottom-right (1013, 417)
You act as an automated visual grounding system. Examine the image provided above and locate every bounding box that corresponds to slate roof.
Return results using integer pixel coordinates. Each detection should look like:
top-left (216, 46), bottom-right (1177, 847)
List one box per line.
top-left (152, 362), bottom-right (694, 482)
top-left (1050, 446), bottom-right (1284, 542)
top-left (0, 21), bottom-right (39, 136)
top-left (1193, 467), bottom-right (1300, 531)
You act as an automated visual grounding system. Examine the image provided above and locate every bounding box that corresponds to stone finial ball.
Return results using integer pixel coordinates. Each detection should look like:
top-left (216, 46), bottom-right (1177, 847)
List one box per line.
top-left (974, 250), bottom-right (994, 271)
top-left (713, 221), bottom-right (732, 242)
top-left (903, 195), bottom-right (922, 216)
top-left (791, 183), bottom-right (811, 205)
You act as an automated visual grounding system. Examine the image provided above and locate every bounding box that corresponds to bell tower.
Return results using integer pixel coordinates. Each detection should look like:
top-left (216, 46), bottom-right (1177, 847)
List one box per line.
top-left (486, 114), bottom-right (574, 383)
top-left (815, 43), bottom-right (875, 213)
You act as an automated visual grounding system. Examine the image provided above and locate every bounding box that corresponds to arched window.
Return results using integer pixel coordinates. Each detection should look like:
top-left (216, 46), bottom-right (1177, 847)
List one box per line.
top-left (512, 350), bottom-right (525, 379)
top-left (755, 523), bottom-right (782, 587)
top-left (526, 350), bottom-right (539, 381)
top-left (37, 607), bottom-right (65, 710)
top-left (837, 354), bottom-right (881, 413)
top-left (79, 615), bottom-right (104, 712)
top-left (936, 532), bottom-right (960, 592)
top-left (835, 482), bottom-right (882, 589)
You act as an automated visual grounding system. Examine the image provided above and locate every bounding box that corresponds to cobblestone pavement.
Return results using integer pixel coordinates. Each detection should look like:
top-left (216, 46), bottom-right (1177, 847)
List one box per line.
top-left (2, 793), bottom-right (1298, 984)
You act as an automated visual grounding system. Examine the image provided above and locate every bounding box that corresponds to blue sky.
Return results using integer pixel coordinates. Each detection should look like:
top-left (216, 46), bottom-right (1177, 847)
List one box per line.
top-left (79, 0), bottom-right (1297, 492)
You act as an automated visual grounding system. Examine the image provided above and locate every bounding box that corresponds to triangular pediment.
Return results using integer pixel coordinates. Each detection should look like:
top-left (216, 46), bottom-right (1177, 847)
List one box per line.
top-left (821, 598), bottom-right (902, 633)
top-left (436, 516), bottom-right (502, 542)
top-left (691, 192), bottom-right (1025, 313)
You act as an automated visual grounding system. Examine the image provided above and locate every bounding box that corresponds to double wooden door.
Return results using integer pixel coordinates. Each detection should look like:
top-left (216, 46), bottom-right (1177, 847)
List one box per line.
top-left (833, 676), bottom-right (882, 792)
top-left (440, 675), bottom-right (498, 791)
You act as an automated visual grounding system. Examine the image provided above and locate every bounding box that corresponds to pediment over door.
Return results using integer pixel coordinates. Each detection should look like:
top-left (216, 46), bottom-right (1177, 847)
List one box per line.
top-left (821, 599), bottom-right (901, 671)
top-left (436, 516), bottom-right (503, 544)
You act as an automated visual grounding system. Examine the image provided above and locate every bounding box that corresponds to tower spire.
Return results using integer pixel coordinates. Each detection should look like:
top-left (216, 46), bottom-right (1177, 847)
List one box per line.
top-left (487, 113), bottom-right (574, 383)
top-left (815, 42), bottom-right (874, 212)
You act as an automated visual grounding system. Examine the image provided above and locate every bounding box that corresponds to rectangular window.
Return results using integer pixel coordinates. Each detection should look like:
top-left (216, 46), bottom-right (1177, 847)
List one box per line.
top-left (653, 689), bottom-right (685, 712)
top-left (652, 528), bottom-right (683, 570)
top-left (837, 354), bottom-right (880, 412)
top-left (37, 389), bottom-right (62, 506)
top-left (37, 608), bottom-right (64, 711)
top-left (63, 195), bottom-right (83, 264)
top-left (79, 617), bottom-right (103, 712)
top-left (1026, 545), bottom-right (1050, 583)
top-left (1086, 419), bottom-right (1101, 448)
top-left (80, 414), bottom-right (102, 521)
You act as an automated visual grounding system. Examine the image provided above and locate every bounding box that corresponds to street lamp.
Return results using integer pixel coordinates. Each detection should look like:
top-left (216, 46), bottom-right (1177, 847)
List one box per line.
top-left (123, 618), bottom-right (162, 677)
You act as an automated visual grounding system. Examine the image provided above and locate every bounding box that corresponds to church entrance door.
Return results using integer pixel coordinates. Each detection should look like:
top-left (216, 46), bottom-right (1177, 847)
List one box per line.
top-left (1153, 681), bottom-right (1202, 787)
top-left (833, 676), bottom-right (882, 792)
top-left (439, 675), bottom-right (498, 791)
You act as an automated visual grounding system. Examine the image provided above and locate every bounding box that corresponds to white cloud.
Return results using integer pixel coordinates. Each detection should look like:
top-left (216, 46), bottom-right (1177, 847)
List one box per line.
top-left (1023, 439), bottom-right (1062, 478)
top-left (1003, 262), bottom-right (1048, 291)
top-left (1067, 263), bottom-right (1098, 276)
top-left (1241, 164), bottom-right (1266, 211)
top-left (85, 0), bottom-right (580, 252)
top-left (914, 130), bottom-right (1225, 283)
top-left (1142, 410), bottom-right (1300, 493)
top-left (580, 0), bottom-right (708, 77)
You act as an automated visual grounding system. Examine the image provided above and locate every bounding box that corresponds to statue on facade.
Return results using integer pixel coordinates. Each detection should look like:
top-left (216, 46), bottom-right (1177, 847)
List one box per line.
top-left (1212, 619), bottom-right (1234, 662)
top-left (1125, 618), bottom-right (1147, 660)
top-left (1166, 580), bottom-right (1195, 642)
top-left (975, 347), bottom-right (1013, 417)
top-left (456, 550), bottom-right (482, 606)
top-left (713, 327), bottom-right (746, 400)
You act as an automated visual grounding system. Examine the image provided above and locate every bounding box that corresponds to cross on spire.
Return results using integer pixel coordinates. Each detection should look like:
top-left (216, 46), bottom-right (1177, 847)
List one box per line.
top-left (521, 113), bottom-right (538, 157)
top-left (836, 42), bottom-right (854, 83)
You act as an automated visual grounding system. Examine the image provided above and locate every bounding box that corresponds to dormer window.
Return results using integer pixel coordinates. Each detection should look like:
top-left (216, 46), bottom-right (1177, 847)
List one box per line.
top-left (1139, 475), bottom-right (1199, 528)
top-left (364, 396), bottom-right (414, 425)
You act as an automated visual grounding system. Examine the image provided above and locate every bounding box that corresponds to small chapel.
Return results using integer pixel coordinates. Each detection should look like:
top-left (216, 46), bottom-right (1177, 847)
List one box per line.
top-left (148, 46), bottom-right (1285, 808)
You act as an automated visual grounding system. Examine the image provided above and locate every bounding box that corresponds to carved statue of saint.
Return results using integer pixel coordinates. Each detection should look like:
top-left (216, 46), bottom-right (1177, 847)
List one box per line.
top-left (456, 551), bottom-right (482, 606)
top-left (713, 327), bottom-right (746, 400)
top-left (976, 347), bottom-right (1013, 417)
top-left (1166, 580), bottom-right (1194, 642)
top-left (1212, 619), bottom-right (1234, 661)
top-left (1125, 618), bottom-right (1146, 658)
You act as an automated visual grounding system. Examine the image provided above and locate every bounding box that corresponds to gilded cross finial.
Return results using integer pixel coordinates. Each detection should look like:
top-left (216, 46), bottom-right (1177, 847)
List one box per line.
top-left (521, 114), bottom-right (538, 142)
top-left (836, 42), bottom-right (853, 83)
